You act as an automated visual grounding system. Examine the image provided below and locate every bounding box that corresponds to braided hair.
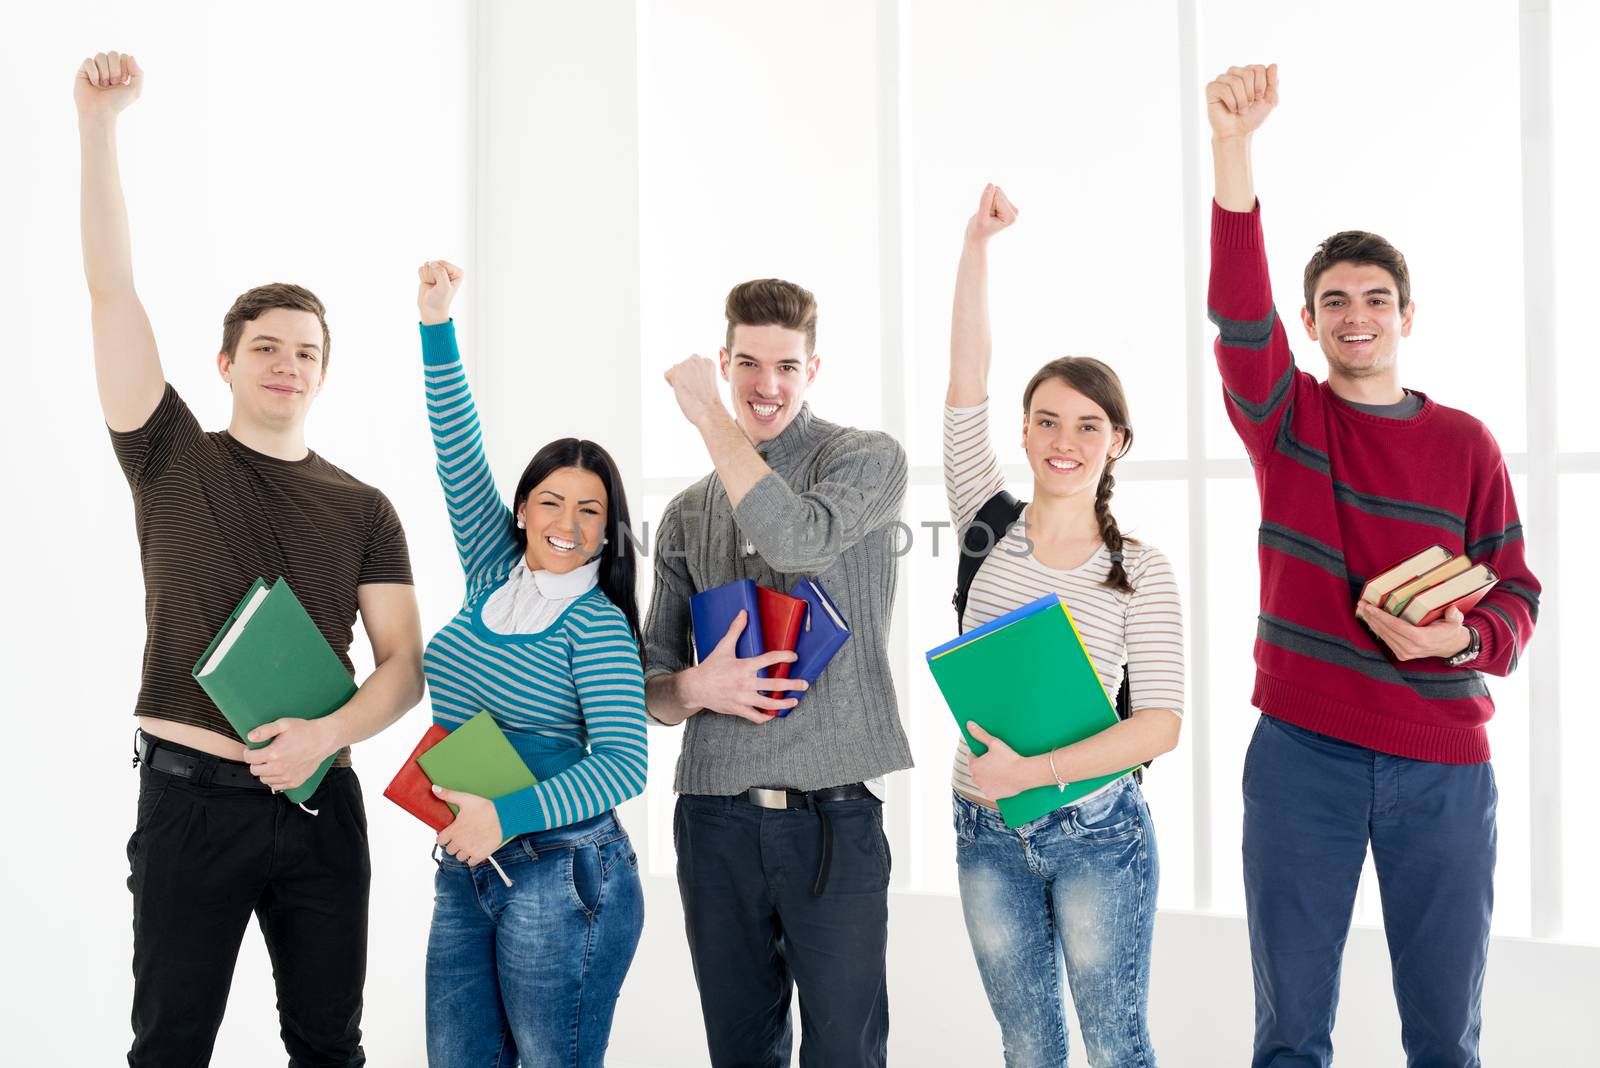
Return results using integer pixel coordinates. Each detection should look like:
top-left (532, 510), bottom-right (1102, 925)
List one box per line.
top-left (1022, 356), bottom-right (1136, 593)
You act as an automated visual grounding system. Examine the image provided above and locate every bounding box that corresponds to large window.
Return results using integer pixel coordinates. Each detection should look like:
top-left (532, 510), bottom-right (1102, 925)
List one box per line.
top-left (634, 0), bottom-right (1595, 945)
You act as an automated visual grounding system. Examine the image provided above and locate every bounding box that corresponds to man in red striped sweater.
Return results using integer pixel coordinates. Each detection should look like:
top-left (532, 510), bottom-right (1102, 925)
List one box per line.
top-left (1206, 64), bottom-right (1539, 1068)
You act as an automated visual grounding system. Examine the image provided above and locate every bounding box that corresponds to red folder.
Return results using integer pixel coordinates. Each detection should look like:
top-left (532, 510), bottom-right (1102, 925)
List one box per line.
top-left (756, 586), bottom-right (808, 709)
top-left (383, 723), bottom-right (456, 831)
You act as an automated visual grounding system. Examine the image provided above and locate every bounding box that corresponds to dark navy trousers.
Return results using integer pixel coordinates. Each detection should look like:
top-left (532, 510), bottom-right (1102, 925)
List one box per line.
top-left (674, 792), bottom-right (891, 1068)
top-left (1242, 714), bottom-right (1497, 1068)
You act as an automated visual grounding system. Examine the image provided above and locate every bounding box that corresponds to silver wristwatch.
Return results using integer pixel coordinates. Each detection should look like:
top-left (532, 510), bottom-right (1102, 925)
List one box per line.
top-left (1446, 625), bottom-right (1481, 667)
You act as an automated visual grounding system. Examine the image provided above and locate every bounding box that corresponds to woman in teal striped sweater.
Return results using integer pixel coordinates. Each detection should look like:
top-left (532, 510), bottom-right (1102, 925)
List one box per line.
top-left (415, 261), bottom-right (648, 1068)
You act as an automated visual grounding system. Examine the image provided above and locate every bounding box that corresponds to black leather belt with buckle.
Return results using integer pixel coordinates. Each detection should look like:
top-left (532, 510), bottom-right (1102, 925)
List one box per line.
top-left (743, 782), bottom-right (873, 809)
top-left (736, 782), bottom-right (875, 897)
top-left (136, 732), bottom-right (269, 791)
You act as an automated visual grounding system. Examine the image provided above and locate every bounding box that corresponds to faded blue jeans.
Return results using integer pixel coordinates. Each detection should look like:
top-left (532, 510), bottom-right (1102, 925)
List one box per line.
top-left (954, 779), bottom-right (1160, 1068)
top-left (425, 810), bottom-right (643, 1068)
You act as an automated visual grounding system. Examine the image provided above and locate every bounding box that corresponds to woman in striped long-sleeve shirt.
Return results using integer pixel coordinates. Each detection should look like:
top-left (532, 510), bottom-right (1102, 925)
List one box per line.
top-left (944, 187), bottom-right (1186, 1067)
top-left (414, 261), bottom-right (647, 1068)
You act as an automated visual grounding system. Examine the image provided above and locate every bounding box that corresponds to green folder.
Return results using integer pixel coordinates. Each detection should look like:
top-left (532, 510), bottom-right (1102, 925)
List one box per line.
top-left (926, 593), bottom-right (1136, 829)
top-left (191, 577), bottom-right (357, 806)
top-left (415, 711), bottom-right (539, 813)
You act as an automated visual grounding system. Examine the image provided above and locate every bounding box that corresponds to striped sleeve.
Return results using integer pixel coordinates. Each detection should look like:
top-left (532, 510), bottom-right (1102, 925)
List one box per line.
top-left (1125, 547), bottom-right (1186, 717)
top-left (108, 383), bottom-right (203, 489)
top-left (1208, 200), bottom-right (1307, 465)
top-left (491, 599), bottom-right (649, 836)
top-left (420, 320), bottom-right (518, 584)
top-left (944, 400), bottom-right (1009, 529)
top-left (1461, 445), bottom-right (1541, 677)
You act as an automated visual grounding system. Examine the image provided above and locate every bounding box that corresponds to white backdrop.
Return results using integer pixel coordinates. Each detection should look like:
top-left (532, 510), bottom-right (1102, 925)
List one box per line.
top-left (3, 2), bottom-right (1597, 1066)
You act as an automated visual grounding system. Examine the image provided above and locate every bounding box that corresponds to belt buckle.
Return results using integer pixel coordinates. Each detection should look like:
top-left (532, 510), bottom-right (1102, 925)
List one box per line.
top-left (748, 787), bottom-right (789, 810)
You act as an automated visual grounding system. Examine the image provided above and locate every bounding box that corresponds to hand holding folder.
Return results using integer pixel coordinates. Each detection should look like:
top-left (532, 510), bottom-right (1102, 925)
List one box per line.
top-left (386, 712), bottom-right (538, 886)
top-left (690, 577), bottom-right (851, 716)
top-left (927, 593), bottom-right (1136, 829)
top-left (192, 577), bottom-right (356, 808)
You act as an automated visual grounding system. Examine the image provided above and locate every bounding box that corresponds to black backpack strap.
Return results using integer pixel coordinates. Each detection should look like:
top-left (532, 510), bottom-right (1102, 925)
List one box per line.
top-left (953, 490), bottom-right (1025, 633)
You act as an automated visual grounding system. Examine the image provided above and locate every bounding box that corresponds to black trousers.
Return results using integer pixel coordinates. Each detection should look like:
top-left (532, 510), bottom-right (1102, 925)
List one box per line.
top-left (674, 792), bottom-right (891, 1068)
top-left (127, 742), bottom-right (371, 1067)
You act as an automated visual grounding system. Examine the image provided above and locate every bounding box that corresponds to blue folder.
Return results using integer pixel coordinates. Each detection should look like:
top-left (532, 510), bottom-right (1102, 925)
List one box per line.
top-left (787, 577), bottom-right (850, 689)
top-left (690, 579), bottom-right (766, 673)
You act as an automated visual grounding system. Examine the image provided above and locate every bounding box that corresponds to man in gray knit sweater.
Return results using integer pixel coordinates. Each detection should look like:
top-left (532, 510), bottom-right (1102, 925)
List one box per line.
top-left (645, 278), bottom-right (912, 1067)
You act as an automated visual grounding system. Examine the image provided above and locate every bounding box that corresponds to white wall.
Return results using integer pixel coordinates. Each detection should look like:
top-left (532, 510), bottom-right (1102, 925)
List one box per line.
top-left (5, 2), bottom-right (1597, 1065)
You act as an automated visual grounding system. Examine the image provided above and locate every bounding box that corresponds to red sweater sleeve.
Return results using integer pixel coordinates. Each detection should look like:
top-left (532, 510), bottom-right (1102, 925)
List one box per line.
top-left (1208, 200), bottom-right (1306, 465)
top-left (1460, 436), bottom-right (1541, 677)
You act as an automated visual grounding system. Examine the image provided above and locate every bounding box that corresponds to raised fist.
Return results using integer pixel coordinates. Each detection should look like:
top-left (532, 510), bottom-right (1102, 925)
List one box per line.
top-left (418, 260), bottom-right (464, 326)
top-left (965, 183), bottom-right (1019, 246)
top-left (75, 52), bottom-right (143, 118)
top-left (1206, 63), bottom-right (1278, 140)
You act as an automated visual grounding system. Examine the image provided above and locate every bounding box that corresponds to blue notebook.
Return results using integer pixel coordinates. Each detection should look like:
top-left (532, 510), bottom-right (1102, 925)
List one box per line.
top-left (690, 579), bottom-right (766, 673)
top-left (787, 577), bottom-right (850, 690)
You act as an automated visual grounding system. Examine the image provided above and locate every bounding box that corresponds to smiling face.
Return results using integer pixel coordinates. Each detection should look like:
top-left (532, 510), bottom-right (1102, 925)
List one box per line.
top-left (216, 307), bottom-right (327, 429)
top-left (720, 323), bottom-right (819, 444)
top-left (516, 465), bottom-right (609, 574)
top-left (1300, 261), bottom-right (1415, 381)
top-left (1021, 377), bottom-right (1127, 502)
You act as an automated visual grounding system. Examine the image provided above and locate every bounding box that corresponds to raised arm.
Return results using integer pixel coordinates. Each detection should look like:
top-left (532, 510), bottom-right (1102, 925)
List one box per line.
top-left (945, 184), bottom-right (1018, 530)
top-left (417, 261), bottom-right (518, 582)
top-left (948, 183), bottom-right (1017, 407)
top-left (1207, 63), bottom-right (1277, 212)
top-left (1205, 63), bottom-right (1305, 465)
top-left (77, 51), bottom-right (164, 432)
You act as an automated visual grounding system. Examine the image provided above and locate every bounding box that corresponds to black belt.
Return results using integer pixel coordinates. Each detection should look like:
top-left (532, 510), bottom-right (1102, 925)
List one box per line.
top-left (739, 782), bottom-right (874, 896)
top-left (134, 731), bottom-right (269, 791)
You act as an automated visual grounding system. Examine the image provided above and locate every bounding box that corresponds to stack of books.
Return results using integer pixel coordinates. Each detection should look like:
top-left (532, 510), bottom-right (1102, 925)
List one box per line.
top-left (690, 577), bottom-right (851, 716)
top-left (1359, 545), bottom-right (1498, 626)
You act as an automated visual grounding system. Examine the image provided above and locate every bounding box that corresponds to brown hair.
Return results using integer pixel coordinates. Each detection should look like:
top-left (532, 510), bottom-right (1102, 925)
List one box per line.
top-left (220, 283), bottom-right (331, 369)
top-left (724, 278), bottom-right (818, 356)
top-left (1022, 356), bottom-right (1136, 593)
top-left (1302, 231), bottom-right (1411, 317)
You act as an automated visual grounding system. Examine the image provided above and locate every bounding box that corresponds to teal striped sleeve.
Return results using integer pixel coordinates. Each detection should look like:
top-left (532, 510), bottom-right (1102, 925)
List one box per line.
top-left (421, 320), bottom-right (518, 583)
top-left (492, 598), bottom-right (650, 836)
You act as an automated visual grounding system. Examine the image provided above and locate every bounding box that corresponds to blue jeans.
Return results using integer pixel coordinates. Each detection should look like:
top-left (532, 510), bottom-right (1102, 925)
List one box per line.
top-left (953, 779), bottom-right (1160, 1068)
top-left (1242, 714), bottom-right (1497, 1068)
top-left (425, 811), bottom-right (643, 1068)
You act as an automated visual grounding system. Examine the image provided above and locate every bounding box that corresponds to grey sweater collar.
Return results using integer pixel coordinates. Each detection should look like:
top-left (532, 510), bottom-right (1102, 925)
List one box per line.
top-left (754, 402), bottom-right (818, 467)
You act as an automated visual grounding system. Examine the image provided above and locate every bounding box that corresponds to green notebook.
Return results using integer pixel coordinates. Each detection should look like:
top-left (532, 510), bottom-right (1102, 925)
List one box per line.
top-left (192, 577), bottom-right (357, 806)
top-left (926, 593), bottom-right (1136, 829)
top-left (416, 711), bottom-right (539, 813)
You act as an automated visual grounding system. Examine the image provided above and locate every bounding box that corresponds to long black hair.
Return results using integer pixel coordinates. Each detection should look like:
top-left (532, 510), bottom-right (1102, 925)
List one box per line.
top-left (511, 438), bottom-right (642, 647)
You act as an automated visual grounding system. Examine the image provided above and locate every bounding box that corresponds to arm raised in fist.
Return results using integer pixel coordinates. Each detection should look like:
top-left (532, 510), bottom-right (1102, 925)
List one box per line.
top-left (964, 181), bottom-right (1019, 248)
top-left (418, 260), bottom-right (464, 326)
top-left (948, 182), bottom-right (1018, 406)
top-left (75, 50), bottom-right (144, 120)
top-left (76, 51), bottom-right (164, 432)
top-left (1206, 62), bottom-right (1278, 212)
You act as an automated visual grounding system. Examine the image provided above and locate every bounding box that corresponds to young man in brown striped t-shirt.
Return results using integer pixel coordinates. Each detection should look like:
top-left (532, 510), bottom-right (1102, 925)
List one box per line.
top-left (77, 52), bottom-right (425, 1067)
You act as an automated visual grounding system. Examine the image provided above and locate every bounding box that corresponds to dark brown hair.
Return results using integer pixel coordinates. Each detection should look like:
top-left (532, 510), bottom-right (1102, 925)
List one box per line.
top-left (1022, 356), bottom-right (1136, 593)
top-left (1302, 231), bottom-right (1411, 317)
top-left (724, 278), bottom-right (818, 356)
top-left (220, 283), bottom-right (331, 369)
